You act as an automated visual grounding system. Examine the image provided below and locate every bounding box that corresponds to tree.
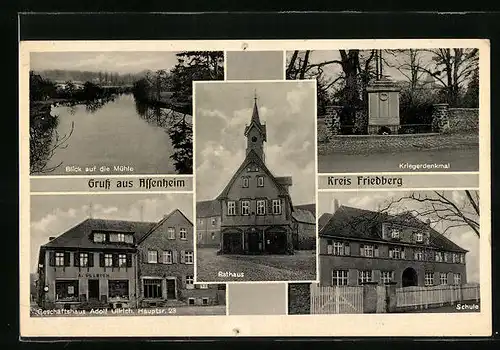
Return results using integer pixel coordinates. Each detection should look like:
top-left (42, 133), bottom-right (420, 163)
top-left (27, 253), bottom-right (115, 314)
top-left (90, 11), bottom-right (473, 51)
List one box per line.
top-left (169, 51), bottom-right (224, 115)
top-left (381, 190), bottom-right (480, 237)
top-left (417, 48), bottom-right (479, 107)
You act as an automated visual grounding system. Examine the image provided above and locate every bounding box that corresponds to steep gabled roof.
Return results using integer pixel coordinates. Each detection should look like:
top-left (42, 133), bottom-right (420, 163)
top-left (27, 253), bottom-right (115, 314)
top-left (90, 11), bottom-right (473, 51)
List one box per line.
top-left (216, 149), bottom-right (291, 200)
top-left (137, 209), bottom-right (193, 244)
top-left (318, 212), bottom-right (334, 231)
top-left (294, 204), bottom-right (316, 217)
top-left (41, 218), bottom-right (157, 250)
top-left (320, 205), bottom-right (467, 252)
top-left (292, 208), bottom-right (316, 224)
top-left (196, 199), bottom-right (221, 218)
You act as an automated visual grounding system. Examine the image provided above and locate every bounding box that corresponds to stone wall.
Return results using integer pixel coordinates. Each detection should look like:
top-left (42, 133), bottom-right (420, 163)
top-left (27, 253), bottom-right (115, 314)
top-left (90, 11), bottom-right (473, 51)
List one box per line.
top-left (448, 108), bottom-right (479, 132)
top-left (288, 283), bottom-right (311, 314)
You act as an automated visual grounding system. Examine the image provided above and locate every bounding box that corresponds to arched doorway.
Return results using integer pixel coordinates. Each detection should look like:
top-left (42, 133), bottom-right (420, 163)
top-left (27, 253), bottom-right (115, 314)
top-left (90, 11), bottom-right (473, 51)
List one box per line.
top-left (402, 267), bottom-right (418, 287)
top-left (264, 228), bottom-right (287, 254)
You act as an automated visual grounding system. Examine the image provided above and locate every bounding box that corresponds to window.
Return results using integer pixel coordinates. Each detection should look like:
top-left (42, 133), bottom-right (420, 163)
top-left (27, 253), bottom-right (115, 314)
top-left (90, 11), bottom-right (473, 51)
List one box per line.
top-left (414, 250), bottom-right (424, 261)
top-left (453, 273), bottom-right (461, 285)
top-left (257, 176), bottom-right (264, 187)
top-left (163, 251), bottom-right (173, 264)
top-left (55, 280), bottom-right (79, 301)
top-left (93, 233), bottom-right (106, 243)
top-left (360, 244), bottom-right (375, 257)
top-left (415, 232), bottom-right (424, 242)
top-left (148, 250), bottom-right (158, 264)
top-left (79, 253), bottom-right (89, 267)
top-left (199, 219), bottom-right (203, 225)
top-left (358, 270), bottom-right (373, 285)
top-left (143, 279), bottom-right (162, 299)
top-left (186, 275), bottom-right (194, 289)
top-left (198, 284), bottom-right (209, 289)
top-left (185, 251), bottom-right (194, 264)
top-left (444, 253), bottom-right (449, 262)
top-left (55, 252), bottom-right (65, 266)
top-left (460, 254), bottom-right (465, 264)
top-left (389, 247), bottom-right (404, 259)
top-left (227, 201), bottom-right (236, 215)
top-left (211, 232), bottom-right (215, 240)
top-left (272, 199), bottom-right (282, 214)
top-left (110, 233), bottom-right (126, 242)
top-left (167, 227), bottom-right (175, 239)
top-left (104, 253), bottom-right (113, 267)
top-left (440, 272), bottom-right (448, 285)
top-left (242, 177), bottom-right (249, 188)
top-left (241, 200), bottom-right (250, 215)
top-left (124, 235), bottom-right (133, 244)
top-left (256, 200), bottom-right (266, 215)
top-left (211, 218), bottom-right (217, 226)
top-left (381, 271), bottom-right (394, 284)
top-left (328, 241), bottom-right (350, 256)
top-left (391, 229), bottom-right (400, 239)
top-left (188, 298), bottom-right (195, 305)
top-left (452, 253), bottom-right (459, 263)
top-left (425, 272), bottom-right (434, 286)
top-left (197, 232), bottom-right (203, 241)
top-left (118, 254), bottom-right (127, 267)
top-left (180, 228), bottom-right (187, 240)
top-left (108, 280), bottom-right (129, 299)
top-left (202, 297), bottom-right (209, 305)
top-left (435, 252), bottom-right (443, 262)
top-left (332, 270), bottom-right (349, 286)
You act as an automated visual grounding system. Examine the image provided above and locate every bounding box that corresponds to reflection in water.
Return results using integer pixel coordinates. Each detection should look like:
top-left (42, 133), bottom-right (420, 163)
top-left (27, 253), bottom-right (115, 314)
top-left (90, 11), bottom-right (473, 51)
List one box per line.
top-left (134, 99), bottom-right (193, 174)
top-left (31, 93), bottom-right (187, 175)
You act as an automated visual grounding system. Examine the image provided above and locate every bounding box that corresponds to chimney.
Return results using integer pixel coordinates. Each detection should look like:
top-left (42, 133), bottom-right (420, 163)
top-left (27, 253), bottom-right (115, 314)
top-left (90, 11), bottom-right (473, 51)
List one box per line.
top-left (49, 237), bottom-right (56, 241)
top-left (331, 198), bottom-right (340, 214)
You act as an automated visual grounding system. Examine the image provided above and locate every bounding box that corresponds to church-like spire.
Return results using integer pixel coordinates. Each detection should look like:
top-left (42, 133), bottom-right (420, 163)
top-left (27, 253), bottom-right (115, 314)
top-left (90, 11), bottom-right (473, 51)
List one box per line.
top-left (244, 91), bottom-right (267, 162)
top-left (251, 91), bottom-right (261, 124)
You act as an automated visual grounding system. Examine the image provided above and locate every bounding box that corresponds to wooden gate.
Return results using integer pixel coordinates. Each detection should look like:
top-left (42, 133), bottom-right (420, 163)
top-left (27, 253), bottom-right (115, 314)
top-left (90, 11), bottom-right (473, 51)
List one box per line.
top-left (310, 284), bottom-right (364, 314)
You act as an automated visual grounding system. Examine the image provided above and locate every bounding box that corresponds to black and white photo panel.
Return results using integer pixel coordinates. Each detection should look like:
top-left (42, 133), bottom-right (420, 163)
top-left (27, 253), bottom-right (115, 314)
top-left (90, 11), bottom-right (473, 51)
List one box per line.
top-left (288, 190), bottom-right (480, 315)
top-left (194, 80), bottom-right (318, 283)
top-left (286, 49), bottom-right (480, 173)
top-left (29, 51), bottom-right (224, 176)
top-left (30, 193), bottom-right (227, 317)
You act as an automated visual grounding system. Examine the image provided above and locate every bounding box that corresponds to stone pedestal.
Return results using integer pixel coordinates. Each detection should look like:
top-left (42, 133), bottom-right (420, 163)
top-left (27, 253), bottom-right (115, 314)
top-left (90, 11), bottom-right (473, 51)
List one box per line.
top-left (366, 79), bottom-right (401, 135)
top-left (432, 103), bottom-right (450, 133)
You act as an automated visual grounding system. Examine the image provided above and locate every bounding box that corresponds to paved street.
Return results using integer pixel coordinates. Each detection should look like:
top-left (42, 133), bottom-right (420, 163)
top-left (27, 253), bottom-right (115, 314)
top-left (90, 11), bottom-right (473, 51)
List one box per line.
top-left (196, 248), bottom-right (317, 282)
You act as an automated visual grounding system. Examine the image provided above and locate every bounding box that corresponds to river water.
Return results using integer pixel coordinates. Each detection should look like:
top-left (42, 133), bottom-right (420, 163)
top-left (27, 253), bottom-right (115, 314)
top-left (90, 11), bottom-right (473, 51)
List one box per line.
top-left (41, 93), bottom-right (181, 175)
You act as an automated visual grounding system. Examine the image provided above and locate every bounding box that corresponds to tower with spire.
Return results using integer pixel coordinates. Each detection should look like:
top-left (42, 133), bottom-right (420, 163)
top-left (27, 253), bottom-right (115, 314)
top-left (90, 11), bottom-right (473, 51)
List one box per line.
top-left (244, 92), bottom-right (267, 162)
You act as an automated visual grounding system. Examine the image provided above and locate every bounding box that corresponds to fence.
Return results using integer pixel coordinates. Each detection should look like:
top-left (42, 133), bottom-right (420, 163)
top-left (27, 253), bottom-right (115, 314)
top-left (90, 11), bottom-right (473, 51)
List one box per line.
top-left (396, 284), bottom-right (480, 309)
top-left (310, 284), bottom-right (364, 314)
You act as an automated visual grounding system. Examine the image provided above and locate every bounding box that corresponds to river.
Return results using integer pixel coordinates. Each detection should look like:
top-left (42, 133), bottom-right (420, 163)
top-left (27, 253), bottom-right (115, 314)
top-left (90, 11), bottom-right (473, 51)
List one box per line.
top-left (39, 93), bottom-right (187, 175)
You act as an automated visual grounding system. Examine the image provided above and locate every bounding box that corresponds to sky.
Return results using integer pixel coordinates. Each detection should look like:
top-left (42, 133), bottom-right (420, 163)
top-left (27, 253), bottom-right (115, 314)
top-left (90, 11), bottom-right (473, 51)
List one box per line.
top-left (194, 81), bottom-right (316, 205)
top-left (30, 193), bottom-right (193, 273)
top-left (318, 190), bottom-right (480, 283)
top-left (226, 51), bottom-right (284, 80)
top-left (30, 51), bottom-right (181, 74)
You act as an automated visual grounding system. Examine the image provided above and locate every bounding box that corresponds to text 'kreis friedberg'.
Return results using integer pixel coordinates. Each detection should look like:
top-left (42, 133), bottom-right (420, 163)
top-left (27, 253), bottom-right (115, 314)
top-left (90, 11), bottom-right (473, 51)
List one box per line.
top-left (327, 176), bottom-right (404, 188)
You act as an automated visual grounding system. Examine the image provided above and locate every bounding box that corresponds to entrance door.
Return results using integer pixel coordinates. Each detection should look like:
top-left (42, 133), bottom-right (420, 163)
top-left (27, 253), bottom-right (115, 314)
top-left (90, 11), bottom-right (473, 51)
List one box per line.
top-left (402, 268), bottom-right (418, 287)
top-left (264, 230), bottom-right (287, 254)
top-left (247, 230), bottom-right (262, 254)
top-left (88, 279), bottom-right (100, 300)
top-left (222, 232), bottom-right (243, 254)
top-left (166, 279), bottom-right (176, 299)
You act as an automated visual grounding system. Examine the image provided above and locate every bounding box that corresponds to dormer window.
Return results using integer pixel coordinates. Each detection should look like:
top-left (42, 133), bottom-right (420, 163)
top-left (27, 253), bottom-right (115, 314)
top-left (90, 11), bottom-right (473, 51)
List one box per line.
top-left (93, 233), bottom-right (106, 243)
top-left (415, 232), bottom-right (424, 242)
top-left (390, 228), bottom-right (400, 239)
top-left (257, 176), bottom-right (264, 187)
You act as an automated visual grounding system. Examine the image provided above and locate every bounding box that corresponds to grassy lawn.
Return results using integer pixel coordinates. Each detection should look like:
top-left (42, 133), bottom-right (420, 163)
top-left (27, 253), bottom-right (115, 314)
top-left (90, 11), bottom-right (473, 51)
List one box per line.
top-left (196, 248), bottom-right (317, 282)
